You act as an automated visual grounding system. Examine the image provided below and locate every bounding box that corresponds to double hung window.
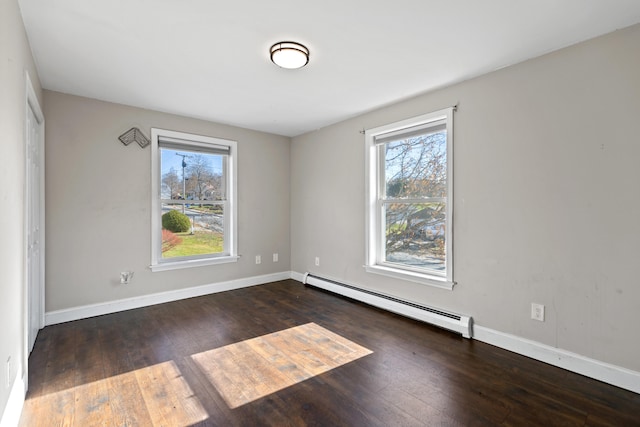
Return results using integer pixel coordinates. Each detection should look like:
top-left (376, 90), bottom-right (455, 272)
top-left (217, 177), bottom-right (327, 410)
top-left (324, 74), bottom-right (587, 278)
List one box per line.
top-left (365, 108), bottom-right (454, 288)
top-left (151, 129), bottom-right (238, 271)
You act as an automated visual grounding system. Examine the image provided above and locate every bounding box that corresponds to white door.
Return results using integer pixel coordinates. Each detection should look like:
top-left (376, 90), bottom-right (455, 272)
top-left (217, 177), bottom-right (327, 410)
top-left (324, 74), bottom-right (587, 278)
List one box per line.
top-left (26, 85), bottom-right (44, 353)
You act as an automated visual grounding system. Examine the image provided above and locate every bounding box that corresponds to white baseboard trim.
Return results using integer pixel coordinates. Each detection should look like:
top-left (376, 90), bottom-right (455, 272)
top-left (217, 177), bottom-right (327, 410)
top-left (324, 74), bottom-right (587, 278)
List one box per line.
top-left (45, 271), bottom-right (292, 326)
top-left (0, 373), bottom-right (25, 427)
top-left (474, 326), bottom-right (640, 394)
top-left (290, 271), bottom-right (639, 395)
top-left (290, 271), bottom-right (306, 282)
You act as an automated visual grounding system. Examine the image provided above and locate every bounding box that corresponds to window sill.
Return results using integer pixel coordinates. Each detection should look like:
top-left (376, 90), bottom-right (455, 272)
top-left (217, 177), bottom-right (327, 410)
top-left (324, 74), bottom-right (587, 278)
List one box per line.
top-left (150, 255), bottom-right (239, 272)
top-left (364, 265), bottom-right (455, 290)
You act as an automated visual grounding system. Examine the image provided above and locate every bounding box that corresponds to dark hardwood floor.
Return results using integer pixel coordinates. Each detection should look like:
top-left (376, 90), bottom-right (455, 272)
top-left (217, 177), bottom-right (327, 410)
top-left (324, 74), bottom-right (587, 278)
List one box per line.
top-left (20, 280), bottom-right (640, 426)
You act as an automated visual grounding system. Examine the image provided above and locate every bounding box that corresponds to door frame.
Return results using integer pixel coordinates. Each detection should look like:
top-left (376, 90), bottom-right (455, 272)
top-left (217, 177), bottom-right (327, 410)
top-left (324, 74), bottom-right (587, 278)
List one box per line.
top-left (24, 71), bottom-right (45, 390)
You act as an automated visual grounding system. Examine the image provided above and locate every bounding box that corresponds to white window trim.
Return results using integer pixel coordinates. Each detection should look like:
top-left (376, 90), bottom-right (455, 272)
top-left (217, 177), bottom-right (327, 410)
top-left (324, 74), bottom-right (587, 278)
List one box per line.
top-left (150, 128), bottom-right (238, 272)
top-left (365, 107), bottom-right (455, 290)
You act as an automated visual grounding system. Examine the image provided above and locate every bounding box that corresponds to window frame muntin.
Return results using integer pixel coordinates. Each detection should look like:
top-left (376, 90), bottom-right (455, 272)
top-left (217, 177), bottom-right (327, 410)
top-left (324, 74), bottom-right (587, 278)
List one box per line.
top-left (150, 128), bottom-right (238, 272)
top-left (365, 108), bottom-right (454, 289)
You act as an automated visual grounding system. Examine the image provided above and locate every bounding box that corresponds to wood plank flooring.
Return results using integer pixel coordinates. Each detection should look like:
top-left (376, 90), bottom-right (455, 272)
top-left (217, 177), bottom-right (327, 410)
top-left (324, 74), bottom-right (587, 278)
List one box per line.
top-left (20, 280), bottom-right (640, 426)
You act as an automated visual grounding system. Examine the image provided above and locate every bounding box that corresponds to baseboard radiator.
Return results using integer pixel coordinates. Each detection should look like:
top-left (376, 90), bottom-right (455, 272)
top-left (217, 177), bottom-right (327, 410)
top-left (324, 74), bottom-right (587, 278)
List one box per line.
top-left (303, 273), bottom-right (473, 338)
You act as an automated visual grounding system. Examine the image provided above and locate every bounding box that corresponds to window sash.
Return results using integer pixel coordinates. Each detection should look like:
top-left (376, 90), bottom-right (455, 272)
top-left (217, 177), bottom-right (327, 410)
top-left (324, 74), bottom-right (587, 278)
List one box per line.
top-left (159, 144), bottom-right (228, 202)
top-left (377, 200), bottom-right (447, 278)
top-left (160, 201), bottom-right (230, 262)
top-left (377, 129), bottom-right (447, 200)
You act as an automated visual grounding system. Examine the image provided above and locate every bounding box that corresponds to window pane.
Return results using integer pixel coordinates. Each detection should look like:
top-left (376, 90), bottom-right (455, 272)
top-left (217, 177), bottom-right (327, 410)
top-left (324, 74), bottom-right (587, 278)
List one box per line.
top-left (384, 130), bottom-right (446, 199)
top-left (161, 203), bottom-right (225, 259)
top-left (384, 202), bottom-right (445, 273)
top-left (160, 148), bottom-right (226, 201)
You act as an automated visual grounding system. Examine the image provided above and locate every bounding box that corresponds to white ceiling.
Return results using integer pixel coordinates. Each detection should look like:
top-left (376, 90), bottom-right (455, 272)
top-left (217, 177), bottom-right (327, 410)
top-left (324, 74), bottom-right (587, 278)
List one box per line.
top-left (18, 0), bottom-right (640, 137)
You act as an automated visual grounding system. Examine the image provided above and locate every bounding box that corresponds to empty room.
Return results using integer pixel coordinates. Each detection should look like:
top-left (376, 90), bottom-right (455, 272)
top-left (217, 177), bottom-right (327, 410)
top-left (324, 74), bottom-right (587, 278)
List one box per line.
top-left (2, 0), bottom-right (640, 425)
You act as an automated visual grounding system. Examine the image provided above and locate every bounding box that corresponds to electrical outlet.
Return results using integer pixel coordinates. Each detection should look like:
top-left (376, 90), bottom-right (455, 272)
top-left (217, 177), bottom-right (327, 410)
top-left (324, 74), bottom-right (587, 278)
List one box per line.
top-left (273, 253), bottom-right (278, 262)
top-left (255, 255), bottom-right (261, 265)
top-left (531, 303), bottom-right (545, 321)
top-left (120, 271), bottom-right (134, 284)
top-left (315, 257), bottom-right (320, 266)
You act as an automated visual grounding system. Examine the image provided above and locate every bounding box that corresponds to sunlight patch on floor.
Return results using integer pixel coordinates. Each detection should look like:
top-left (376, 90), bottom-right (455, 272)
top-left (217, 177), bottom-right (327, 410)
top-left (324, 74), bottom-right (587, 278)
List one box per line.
top-left (21, 361), bottom-right (208, 426)
top-left (191, 322), bottom-right (373, 409)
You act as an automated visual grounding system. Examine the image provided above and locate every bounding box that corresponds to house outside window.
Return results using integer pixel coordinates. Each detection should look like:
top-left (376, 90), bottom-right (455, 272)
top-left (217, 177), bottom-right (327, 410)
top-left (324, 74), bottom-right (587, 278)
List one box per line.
top-left (365, 107), bottom-right (454, 289)
top-left (150, 128), bottom-right (238, 271)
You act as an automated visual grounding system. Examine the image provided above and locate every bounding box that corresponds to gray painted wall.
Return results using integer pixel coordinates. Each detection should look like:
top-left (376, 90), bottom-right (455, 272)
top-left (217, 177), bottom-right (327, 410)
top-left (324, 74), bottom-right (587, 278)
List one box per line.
top-left (44, 91), bottom-right (291, 311)
top-left (291, 24), bottom-right (640, 372)
top-left (0, 0), bottom-right (43, 419)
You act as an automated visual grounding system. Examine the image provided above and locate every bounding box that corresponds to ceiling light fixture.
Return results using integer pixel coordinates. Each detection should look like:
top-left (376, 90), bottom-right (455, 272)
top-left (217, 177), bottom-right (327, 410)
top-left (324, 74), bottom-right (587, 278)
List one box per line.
top-left (270, 41), bottom-right (309, 69)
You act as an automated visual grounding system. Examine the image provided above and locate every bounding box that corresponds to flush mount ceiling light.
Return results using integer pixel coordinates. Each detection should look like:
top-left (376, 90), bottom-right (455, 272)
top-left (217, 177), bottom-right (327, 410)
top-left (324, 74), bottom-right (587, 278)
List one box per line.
top-left (270, 41), bottom-right (309, 69)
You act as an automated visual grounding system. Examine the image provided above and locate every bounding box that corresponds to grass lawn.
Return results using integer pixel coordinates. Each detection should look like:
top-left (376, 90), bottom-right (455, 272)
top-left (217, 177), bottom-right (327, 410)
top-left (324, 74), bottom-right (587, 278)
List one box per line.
top-left (163, 231), bottom-right (223, 258)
